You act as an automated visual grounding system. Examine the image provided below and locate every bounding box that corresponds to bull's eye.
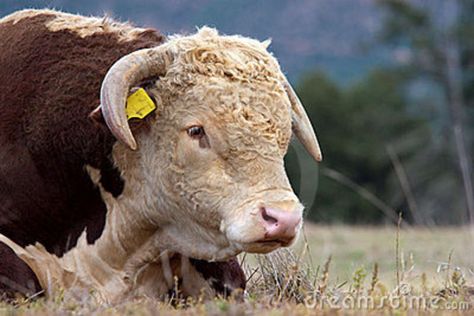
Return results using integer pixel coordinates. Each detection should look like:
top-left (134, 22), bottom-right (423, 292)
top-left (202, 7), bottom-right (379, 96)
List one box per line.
top-left (187, 126), bottom-right (205, 139)
top-left (187, 125), bottom-right (210, 148)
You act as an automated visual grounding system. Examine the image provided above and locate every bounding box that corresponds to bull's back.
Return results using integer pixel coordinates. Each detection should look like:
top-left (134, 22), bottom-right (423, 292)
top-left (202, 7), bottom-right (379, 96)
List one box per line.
top-left (0, 10), bottom-right (164, 255)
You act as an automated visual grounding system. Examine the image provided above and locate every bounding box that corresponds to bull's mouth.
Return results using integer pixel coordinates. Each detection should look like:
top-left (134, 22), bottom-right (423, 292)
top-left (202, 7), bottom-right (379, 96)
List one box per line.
top-left (256, 238), bottom-right (292, 247)
top-left (240, 237), bottom-right (295, 253)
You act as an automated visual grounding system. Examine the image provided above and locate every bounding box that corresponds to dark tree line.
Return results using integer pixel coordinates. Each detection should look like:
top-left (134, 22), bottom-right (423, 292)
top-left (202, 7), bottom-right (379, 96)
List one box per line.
top-left (289, 0), bottom-right (474, 225)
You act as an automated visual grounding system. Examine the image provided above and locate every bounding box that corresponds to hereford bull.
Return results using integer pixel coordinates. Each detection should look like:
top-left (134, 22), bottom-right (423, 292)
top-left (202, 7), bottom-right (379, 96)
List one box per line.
top-left (0, 9), bottom-right (322, 302)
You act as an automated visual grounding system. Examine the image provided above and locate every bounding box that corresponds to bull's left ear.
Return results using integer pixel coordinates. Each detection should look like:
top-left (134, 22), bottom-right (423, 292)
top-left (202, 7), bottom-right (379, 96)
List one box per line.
top-left (124, 87), bottom-right (156, 120)
top-left (89, 87), bottom-right (157, 126)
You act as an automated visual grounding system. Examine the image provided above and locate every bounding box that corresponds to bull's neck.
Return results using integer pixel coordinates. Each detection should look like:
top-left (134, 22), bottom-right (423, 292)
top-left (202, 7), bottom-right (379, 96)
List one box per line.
top-left (81, 163), bottom-right (164, 270)
top-left (65, 165), bottom-right (168, 296)
top-left (93, 192), bottom-right (159, 270)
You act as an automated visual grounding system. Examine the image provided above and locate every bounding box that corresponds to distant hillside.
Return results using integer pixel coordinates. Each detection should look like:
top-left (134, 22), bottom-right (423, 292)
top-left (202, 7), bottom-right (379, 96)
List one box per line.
top-left (0, 0), bottom-right (388, 84)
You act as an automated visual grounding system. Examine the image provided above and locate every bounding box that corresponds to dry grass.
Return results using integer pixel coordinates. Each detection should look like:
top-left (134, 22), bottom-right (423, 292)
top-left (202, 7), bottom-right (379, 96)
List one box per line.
top-left (1, 224), bottom-right (473, 315)
top-left (297, 224), bottom-right (474, 286)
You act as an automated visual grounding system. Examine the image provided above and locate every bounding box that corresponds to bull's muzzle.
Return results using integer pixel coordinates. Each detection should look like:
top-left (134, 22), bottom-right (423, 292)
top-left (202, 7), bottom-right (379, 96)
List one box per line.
top-left (257, 204), bottom-right (302, 245)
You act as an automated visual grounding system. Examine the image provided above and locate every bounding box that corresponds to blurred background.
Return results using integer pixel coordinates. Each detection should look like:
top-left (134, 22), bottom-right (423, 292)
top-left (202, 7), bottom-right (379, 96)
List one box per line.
top-left (1, 0), bottom-right (473, 227)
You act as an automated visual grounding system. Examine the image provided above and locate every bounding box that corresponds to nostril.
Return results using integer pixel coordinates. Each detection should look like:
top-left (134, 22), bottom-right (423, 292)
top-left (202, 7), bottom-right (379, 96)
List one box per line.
top-left (260, 207), bottom-right (278, 225)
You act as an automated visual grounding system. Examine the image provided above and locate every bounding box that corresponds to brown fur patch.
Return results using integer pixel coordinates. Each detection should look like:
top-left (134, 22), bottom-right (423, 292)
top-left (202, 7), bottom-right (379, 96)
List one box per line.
top-left (0, 241), bottom-right (41, 300)
top-left (190, 258), bottom-right (246, 296)
top-left (1, 9), bottom-right (149, 42)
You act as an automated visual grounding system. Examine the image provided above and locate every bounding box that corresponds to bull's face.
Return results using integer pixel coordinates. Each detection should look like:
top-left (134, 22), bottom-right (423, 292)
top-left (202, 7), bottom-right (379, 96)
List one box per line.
top-left (149, 79), bottom-right (303, 258)
top-left (96, 28), bottom-right (321, 261)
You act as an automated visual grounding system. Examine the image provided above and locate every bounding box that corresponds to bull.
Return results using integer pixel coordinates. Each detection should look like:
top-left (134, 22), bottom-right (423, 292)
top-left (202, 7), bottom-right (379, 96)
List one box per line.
top-left (0, 9), bottom-right (322, 302)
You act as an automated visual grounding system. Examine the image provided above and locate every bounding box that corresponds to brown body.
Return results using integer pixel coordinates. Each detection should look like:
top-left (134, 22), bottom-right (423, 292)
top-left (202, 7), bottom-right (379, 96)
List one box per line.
top-left (0, 10), bottom-right (244, 300)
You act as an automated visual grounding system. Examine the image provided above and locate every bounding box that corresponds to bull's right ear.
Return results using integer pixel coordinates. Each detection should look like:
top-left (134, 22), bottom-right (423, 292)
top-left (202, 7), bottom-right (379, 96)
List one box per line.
top-left (89, 105), bottom-right (106, 125)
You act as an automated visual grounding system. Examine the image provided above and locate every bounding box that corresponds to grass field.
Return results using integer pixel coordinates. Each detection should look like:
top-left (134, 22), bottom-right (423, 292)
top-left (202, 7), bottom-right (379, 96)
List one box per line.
top-left (294, 224), bottom-right (474, 286)
top-left (2, 224), bottom-right (473, 315)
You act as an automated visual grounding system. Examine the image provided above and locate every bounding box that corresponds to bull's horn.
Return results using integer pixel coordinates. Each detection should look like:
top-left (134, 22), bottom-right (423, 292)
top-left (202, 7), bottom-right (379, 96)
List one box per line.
top-left (100, 46), bottom-right (172, 150)
top-left (284, 81), bottom-right (323, 162)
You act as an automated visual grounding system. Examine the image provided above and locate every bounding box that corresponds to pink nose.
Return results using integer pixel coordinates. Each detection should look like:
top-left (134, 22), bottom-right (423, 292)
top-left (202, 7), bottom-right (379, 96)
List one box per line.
top-left (259, 206), bottom-right (301, 243)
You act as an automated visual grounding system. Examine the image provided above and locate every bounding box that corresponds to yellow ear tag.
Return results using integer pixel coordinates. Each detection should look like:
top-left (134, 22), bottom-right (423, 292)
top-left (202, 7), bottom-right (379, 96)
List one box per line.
top-left (126, 88), bottom-right (156, 120)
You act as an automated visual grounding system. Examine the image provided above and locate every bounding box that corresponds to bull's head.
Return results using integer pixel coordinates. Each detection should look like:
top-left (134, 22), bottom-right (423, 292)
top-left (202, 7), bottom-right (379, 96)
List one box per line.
top-left (93, 28), bottom-right (321, 261)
